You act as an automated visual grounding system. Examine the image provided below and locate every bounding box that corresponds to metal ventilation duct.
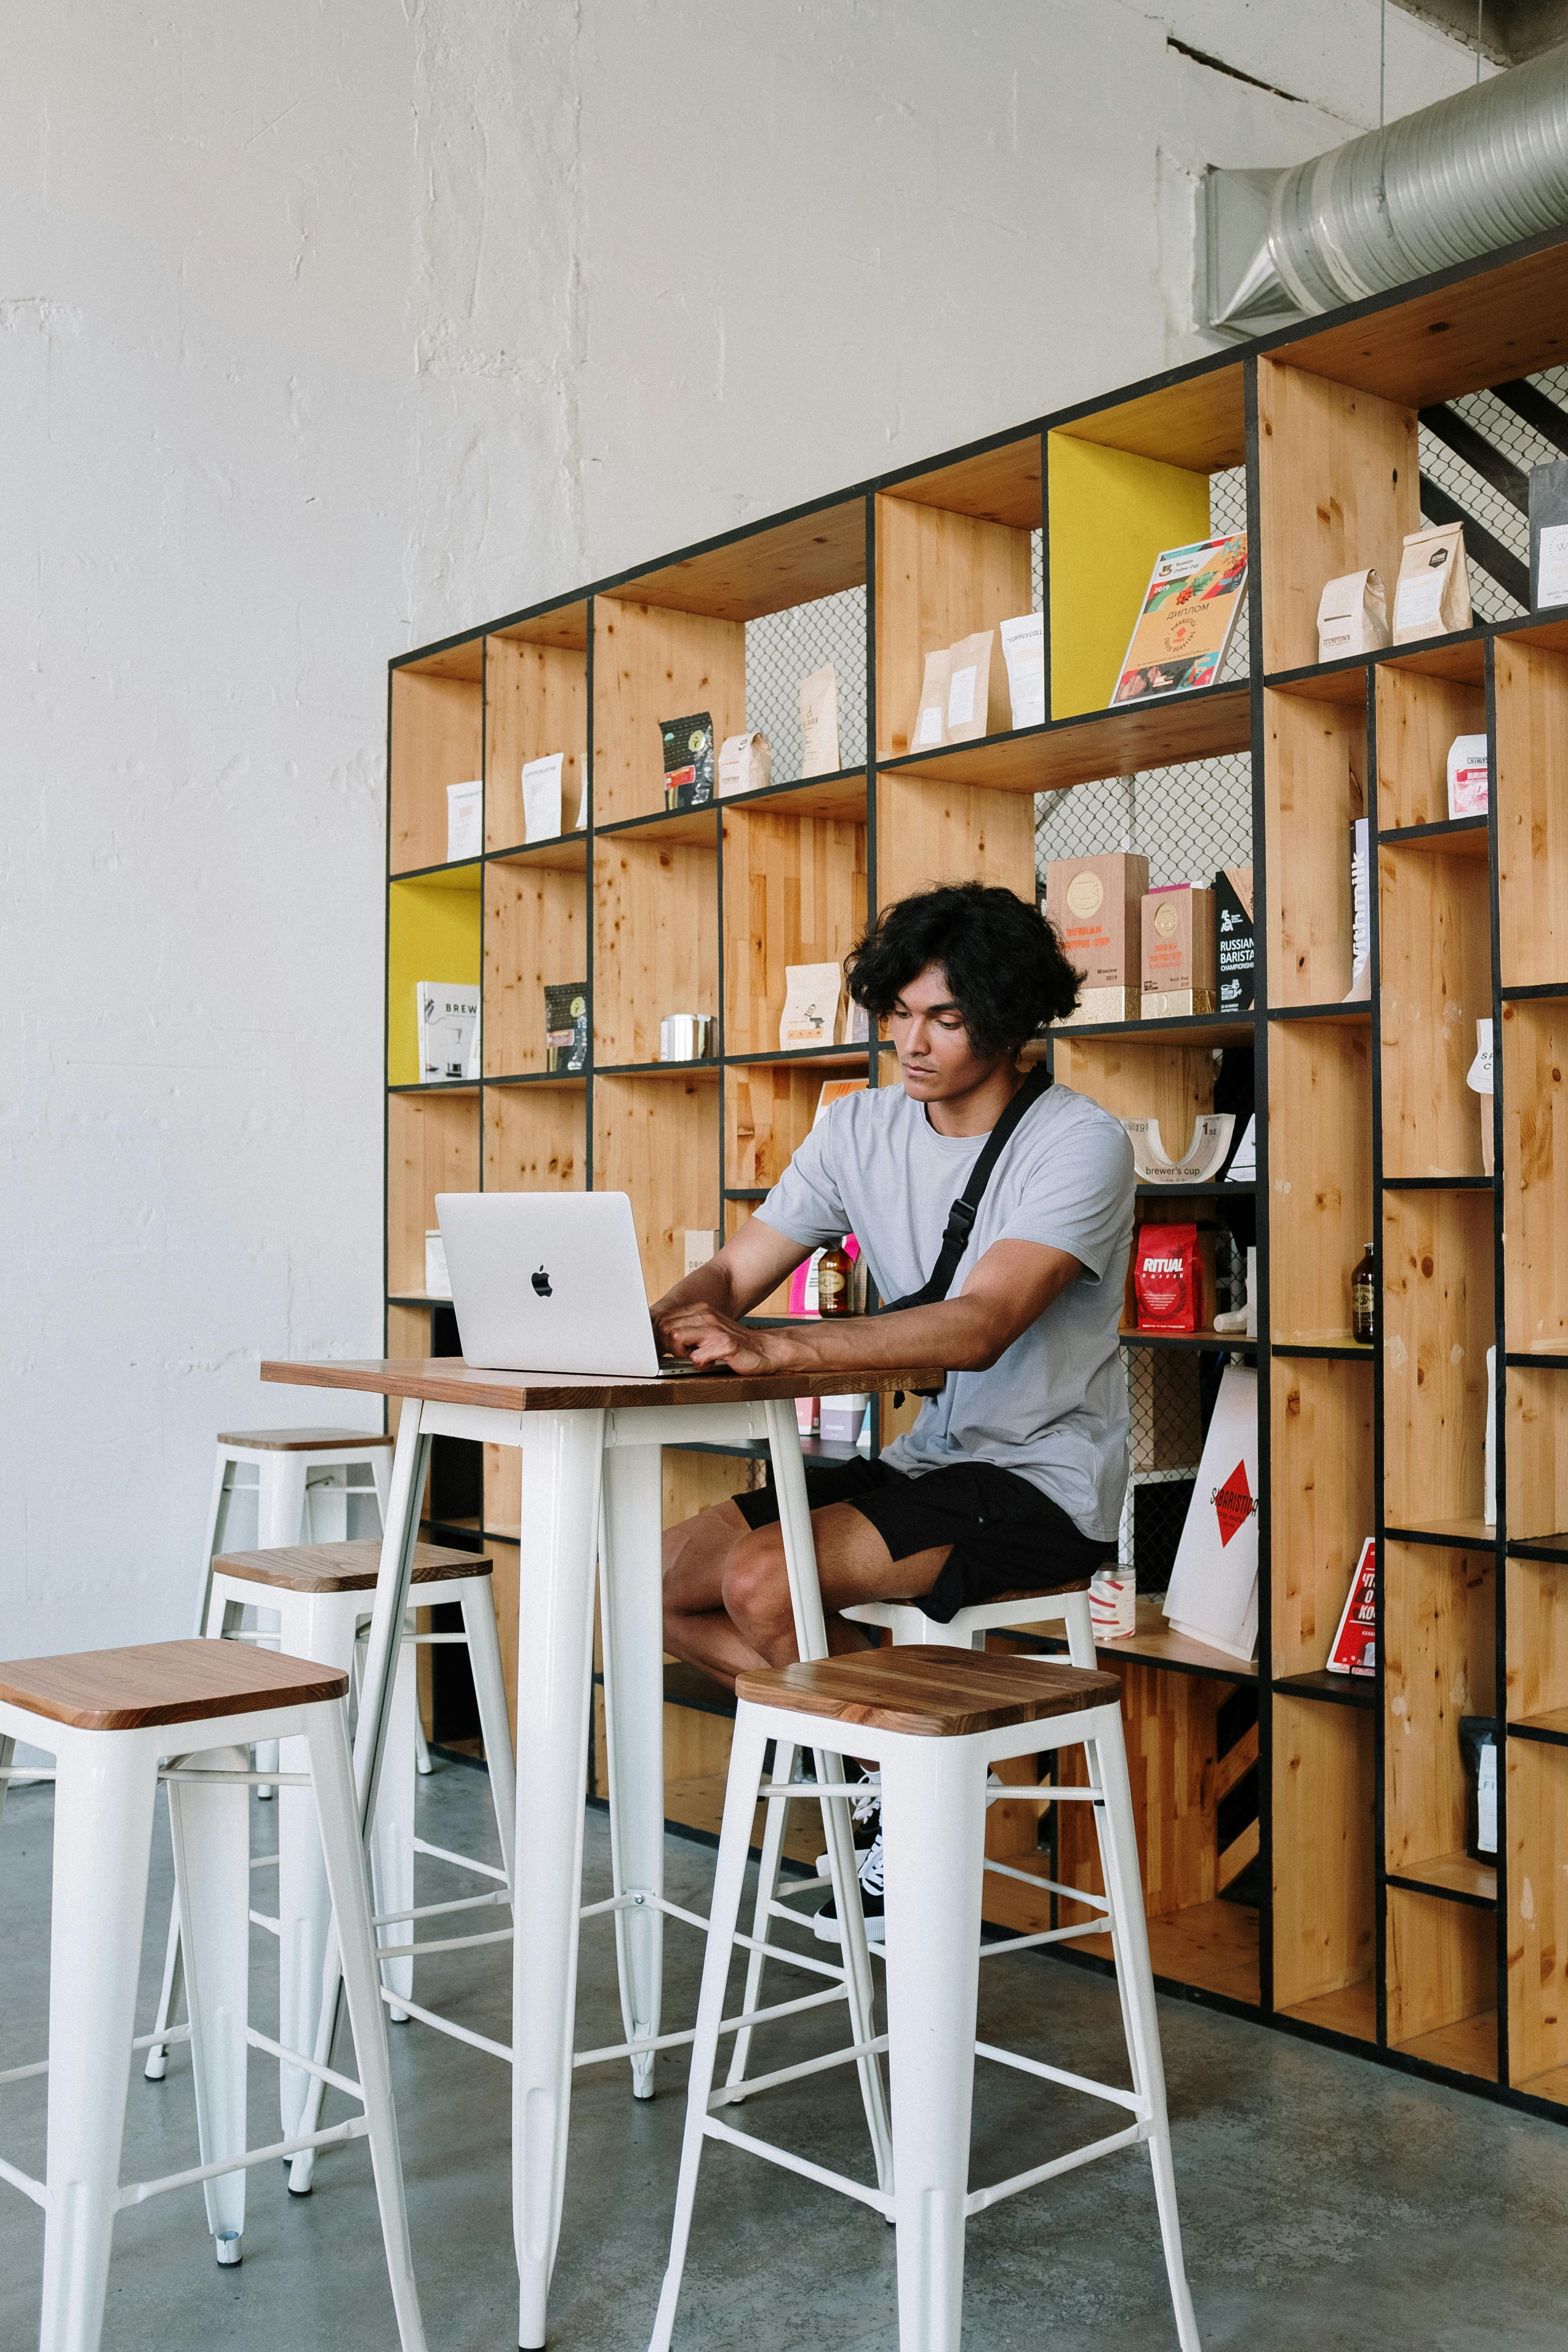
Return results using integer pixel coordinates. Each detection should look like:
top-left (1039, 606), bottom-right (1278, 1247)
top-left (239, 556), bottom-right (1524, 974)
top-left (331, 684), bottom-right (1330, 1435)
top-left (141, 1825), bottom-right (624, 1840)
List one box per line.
top-left (1204, 42), bottom-right (1568, 337)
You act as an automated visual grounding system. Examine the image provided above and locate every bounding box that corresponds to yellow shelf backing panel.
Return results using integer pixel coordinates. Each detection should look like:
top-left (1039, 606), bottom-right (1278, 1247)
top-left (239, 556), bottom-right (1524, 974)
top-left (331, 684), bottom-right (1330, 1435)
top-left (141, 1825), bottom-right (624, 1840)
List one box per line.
top-left (1047, 434), bottom-right (1212, 720)
top-left (388, 868), bottom-right (483, 1089)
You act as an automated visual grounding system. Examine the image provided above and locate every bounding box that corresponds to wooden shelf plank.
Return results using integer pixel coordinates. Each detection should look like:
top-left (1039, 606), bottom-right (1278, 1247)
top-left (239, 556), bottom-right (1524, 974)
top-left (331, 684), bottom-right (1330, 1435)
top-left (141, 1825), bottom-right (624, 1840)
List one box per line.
top-left (1049, 1012), bottom-right (1256, 1049)
top-left (722, 769), bottom-right (869, 823)
top-left (1391, 2008), bottom-right (1499, 2081)
top-left (1388, 1852), bottom-right (1497, 1907)
top-left (875, 683), bottom-right (1251, 796)
top-left (1511, 1709), bottom-right (1568, 1746)
top-left (1274, 1670), bottom-right (1375, 1710)
top-left (1031, 1598), bottom-right (1256, 1683)
top-left (1385, 1517), bottom-right (1499, 1549)
top-left (1277, 1977), bottom-right (1377, 2042)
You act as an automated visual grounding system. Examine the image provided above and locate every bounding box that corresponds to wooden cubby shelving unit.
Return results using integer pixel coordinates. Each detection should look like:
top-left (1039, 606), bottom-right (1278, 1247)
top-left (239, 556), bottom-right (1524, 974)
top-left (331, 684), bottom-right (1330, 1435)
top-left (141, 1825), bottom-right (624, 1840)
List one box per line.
top-left (383, 227), bottom-right (1568, 2121)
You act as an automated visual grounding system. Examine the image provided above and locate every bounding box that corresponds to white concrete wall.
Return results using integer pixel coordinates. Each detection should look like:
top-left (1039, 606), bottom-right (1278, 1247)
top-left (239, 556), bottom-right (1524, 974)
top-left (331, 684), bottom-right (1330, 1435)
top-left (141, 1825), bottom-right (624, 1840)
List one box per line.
top-left (1, 0), bottom-right (1484, 1648)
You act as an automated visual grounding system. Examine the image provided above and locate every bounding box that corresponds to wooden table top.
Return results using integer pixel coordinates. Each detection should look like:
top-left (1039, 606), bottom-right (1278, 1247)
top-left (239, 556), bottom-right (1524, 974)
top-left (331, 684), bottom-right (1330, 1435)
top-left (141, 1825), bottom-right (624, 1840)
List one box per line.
top-left (261, 1357), bottom-right (947, 1413)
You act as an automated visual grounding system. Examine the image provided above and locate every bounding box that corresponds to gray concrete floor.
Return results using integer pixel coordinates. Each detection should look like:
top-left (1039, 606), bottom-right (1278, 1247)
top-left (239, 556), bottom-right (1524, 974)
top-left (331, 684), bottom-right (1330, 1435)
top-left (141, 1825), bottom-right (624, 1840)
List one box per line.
top-left (2, 1761), bottom-right (1566, 2352)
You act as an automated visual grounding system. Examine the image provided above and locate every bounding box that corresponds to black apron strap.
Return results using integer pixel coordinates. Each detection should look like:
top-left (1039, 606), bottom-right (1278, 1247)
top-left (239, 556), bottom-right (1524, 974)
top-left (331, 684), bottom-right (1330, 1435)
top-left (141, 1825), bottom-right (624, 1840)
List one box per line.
top-left (883, 1062), bottom-right (1053, 1314)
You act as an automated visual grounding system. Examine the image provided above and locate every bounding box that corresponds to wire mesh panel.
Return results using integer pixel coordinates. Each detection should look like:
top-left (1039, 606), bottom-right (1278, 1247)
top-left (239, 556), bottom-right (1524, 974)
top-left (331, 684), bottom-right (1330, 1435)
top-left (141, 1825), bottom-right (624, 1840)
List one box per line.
top-left (745, 589), bottom-right (868, 782)
top-left (1419, 364), bottom-right (1568, 624)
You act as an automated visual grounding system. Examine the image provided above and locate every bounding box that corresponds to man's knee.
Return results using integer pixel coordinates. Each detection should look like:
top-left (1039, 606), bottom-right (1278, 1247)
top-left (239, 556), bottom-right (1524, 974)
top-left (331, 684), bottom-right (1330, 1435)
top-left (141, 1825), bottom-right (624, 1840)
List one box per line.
top-left (721, 1527), bottom-right (791, 1640)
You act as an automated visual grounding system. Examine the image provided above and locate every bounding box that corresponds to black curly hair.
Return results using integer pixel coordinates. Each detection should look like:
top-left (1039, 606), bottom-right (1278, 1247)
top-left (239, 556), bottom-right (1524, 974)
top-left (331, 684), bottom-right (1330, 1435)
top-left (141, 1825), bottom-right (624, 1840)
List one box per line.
top-left (844, 882), bottom-right (1081, 1060)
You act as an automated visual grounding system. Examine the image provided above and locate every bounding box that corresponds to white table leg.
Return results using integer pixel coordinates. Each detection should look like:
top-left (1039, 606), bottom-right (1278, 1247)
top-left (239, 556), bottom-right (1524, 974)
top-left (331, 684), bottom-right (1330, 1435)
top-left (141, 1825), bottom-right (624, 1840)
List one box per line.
top-left (598, 1441), bottom-right (666, 2099)
top-left (761, 1399), bottom-right (893, 2195)
top-left (287, 1402), bottom-right (431, 2194)
top-left (512, 1407), bottom-right (604, 2352)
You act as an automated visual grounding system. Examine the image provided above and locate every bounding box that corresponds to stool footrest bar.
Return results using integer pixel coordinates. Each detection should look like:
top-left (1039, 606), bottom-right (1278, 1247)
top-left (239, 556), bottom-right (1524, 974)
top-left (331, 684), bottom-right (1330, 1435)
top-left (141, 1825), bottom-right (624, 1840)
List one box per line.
top-left (248, 1910), bottom-right (282, 1935)
top-left (978, 1920), bottom-right (1116, 1959)
top-left (0, 2154), bottom-right (46, 2207)
top-left (375, 1925), bottom-right (514, 1962)
top-left (378, 1986), bottom-right (512, 2063)
top-left (117, 2116), bottom-right (370, 2209)
top-left (708, 2030), bottom-right (887, 2108)
top-left (981, 1857), bottom-right (1111, 1907)
top-left (372, 1888), bottom-right (511, 1929)
top-left (974, 2040), bottom-right (1147, 2114)
top-left (965, 2120), bottom-right (1147, 2217)
top-left (410, 1837), bottom-right (508, 1883)
top-left (700, 2115), bottom-right (892, 2219)
top-left (244, 2027), bottom-right (364, 2103)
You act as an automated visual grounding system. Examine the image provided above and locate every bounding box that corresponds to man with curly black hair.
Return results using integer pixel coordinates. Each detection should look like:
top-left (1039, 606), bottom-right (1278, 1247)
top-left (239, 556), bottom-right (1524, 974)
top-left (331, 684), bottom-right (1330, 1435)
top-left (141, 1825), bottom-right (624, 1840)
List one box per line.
top-left (651, 881), bottom-right (1135, 1938)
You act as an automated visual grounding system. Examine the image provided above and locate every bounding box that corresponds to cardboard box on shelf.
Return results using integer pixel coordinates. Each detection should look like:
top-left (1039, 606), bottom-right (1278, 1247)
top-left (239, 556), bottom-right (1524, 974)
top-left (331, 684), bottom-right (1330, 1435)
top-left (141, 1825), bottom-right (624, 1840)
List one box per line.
top-left (1045, 853), bottom-right (1148, 1028)
top-left (1141, 883), bottom-right (1216, 1018)
top-left (1215, 866), bottom-right (1254, 1014)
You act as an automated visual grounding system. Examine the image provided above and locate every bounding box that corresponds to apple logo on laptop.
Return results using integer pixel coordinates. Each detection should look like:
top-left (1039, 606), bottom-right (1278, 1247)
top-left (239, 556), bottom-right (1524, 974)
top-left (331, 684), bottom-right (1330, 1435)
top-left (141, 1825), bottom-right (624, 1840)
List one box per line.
top-left (532, 1265), bottom-right (553, 1298)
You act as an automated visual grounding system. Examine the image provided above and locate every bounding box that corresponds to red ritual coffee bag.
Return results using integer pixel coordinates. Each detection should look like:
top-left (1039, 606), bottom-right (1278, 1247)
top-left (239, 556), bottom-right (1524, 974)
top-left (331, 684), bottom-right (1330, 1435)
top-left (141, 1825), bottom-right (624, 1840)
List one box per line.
top-left (1134, 1222), bottom-right (1203, 1333)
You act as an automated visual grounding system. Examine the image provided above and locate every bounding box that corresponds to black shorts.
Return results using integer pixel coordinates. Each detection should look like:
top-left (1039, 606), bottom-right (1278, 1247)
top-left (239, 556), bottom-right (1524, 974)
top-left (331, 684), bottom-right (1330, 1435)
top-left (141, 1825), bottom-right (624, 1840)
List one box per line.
top-left (731, 1456), bottom-right (1113, 1625)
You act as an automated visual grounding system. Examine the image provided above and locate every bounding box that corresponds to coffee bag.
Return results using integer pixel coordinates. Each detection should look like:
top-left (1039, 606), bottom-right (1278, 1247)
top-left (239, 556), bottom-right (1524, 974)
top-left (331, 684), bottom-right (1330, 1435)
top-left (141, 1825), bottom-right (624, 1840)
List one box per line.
top-left (798, 664), bottom-right (840, 778)
top-left (911, 647), bottom-right (952, 752)
top-left (779, 961), bottom-right (843, 1051)
top-left (1392, 523), bottom-right (1471, 644)
top-left (943, 630), bottom-right (1011, 744)
top-left (1316, 568), bottom-right (1389, 660)
top-left (1134, 1222), bottom-right (1204, 1333)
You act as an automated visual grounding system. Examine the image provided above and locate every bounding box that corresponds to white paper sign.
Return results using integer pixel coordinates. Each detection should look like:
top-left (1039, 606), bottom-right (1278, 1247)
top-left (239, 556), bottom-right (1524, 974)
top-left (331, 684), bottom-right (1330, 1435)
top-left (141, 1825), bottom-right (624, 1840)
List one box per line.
top-left (522, 753), bottom-right (565, 842)
top-left (1539, 522), bottom-right (1568, 608)
top-left (1164, 1365), bottom-right (1260, 1661)
top-left (1393, 567), bottom-right (1446, 634)
top-left (946, 664), bottom-right (977, 728)
top-left (1467, 1018), bottom-right (1494, 1095)
top-left (446, 780), bottom-right (483, 862)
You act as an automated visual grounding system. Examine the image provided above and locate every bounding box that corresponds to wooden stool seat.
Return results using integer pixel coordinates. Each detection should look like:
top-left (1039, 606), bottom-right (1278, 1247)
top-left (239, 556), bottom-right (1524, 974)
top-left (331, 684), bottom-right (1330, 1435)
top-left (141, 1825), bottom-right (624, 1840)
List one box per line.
top-left (0, 1638), bottom-right (349, 1732)
top-left (210, 1539), bottom-right (492, 1596)
top-left (735, 1643), bottom-right (1121, 1739)
top-left (215, 1426), bottom-right (396, 1453)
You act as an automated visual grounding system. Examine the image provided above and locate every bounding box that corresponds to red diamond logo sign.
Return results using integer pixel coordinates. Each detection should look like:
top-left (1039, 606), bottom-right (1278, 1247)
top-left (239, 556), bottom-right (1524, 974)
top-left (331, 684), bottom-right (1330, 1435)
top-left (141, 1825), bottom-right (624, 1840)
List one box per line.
top-left (1213, 1462), bottom-right (1252, 1548)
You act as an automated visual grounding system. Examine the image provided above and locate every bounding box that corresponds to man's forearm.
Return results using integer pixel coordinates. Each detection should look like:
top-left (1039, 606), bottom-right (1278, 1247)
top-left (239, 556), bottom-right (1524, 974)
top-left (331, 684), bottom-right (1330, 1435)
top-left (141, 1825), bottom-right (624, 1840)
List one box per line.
top-left (771, 1295), bottom-right (999, 1375)
top-left (651, 1261), bottom-right (744, 1322)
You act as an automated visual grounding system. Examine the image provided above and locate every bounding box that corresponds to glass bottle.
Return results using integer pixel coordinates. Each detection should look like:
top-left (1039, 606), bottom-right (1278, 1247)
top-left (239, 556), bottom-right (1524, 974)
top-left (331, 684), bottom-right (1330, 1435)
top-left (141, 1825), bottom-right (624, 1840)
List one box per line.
top-left (816, 1241), bottom-right (854, 1317)
top-left (1351, 1241), bottom-right (1376, 1345)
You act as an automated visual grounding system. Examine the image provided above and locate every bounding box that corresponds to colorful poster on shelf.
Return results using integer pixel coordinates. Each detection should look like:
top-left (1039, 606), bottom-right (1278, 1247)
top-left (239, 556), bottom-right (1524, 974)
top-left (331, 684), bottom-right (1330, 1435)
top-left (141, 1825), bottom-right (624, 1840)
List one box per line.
top-left (1110, 533), bottom-right (1248, 706)
top-left (1326, 1539), bottom-right (1377, 1676)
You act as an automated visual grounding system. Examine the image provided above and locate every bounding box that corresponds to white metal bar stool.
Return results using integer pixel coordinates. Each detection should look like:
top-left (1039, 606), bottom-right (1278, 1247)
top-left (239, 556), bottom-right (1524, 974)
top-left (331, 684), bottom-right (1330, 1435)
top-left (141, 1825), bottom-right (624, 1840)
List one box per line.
top-left (724, 1580), bottom-right (1097, 2095)
top-left (650, 1644), bottom-right (1201, 2352)
top-left (0, 1638), bottom-right (426, 2352)
top-left (198, 1427), bottom-right (407, 1788)
top-left (146, 1541), bottom-right (515, 2188)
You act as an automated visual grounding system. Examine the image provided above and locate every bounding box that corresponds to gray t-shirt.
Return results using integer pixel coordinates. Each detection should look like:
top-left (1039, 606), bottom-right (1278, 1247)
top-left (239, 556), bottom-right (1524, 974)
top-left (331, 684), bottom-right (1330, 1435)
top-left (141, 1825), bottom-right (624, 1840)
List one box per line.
top-left (757, 1081), bottom-right (1135, 1543)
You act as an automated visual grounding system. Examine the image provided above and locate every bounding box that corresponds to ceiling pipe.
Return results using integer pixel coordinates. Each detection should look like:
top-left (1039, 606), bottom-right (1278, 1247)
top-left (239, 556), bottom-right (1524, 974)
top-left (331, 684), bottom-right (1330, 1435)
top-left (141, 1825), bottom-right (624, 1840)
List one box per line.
top-left (1203, 40), bottom-right (1568, 337)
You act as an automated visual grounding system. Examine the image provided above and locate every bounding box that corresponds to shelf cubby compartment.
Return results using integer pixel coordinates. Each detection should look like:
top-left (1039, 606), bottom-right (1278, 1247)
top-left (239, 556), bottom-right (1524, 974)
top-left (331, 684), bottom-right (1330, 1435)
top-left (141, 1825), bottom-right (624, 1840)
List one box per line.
top-left (1272, 1694), bottom-right (1376, 2041)
top-left (1381, 1188), bottom-right (1495, 1536)
top-left (1501, 997), bottom-right (1568, 1355)
top-left (1262, 685), bottom-right (1366, 1009)
top-left (1386, 1886), bottom-right (1498, 2080)
top-left (1378, 832), bottom-right (1493, 1180)
top-left (484, 603), bottom-right (589, 852)
top-left (483, 1079), bottom-right (584, 1196)
top-left (1270, 1354), bottom-right (1374, 1681)
top-left (390, 639), bottom-right (485, 877)
top-left (1508, 1737), bottom-right (1568, 2105)
top-left (1266, 1016), bottom-right (1372, 1346)
top-left (1384, 1539), bottom-right (1497, 1905)
top-left (874, 437), bottom-right (1039, 760)
top-left (724, 1061), bottom-right (836, 1196)
top-left (721, 787), bottom-right (868, 1058)
top-left (1051, 1655), bottom-right (1259, 2008)
top-left (387, 867), bottom-right (482, 1087)
top-left (1507, 1552), bottom-right (1568, 1737)
top-left (386, 1089), bottom-right (480, 1299)
top-left (593, 829), bottom-right (718, 1069)
top-left (1047, 362), bottom-right (1245, 720)
top-left (1256, 354), bottom-right (1418, 679)
top-left (1507, 1368), bottom-right (1568, 1549)
top-left (1495, 631), bottom-right (1568, 991)
top-left (594, 1069), bottom-right (720, 1303)
top-left (1052, 1027), bottom-right (1242, 1163)
top-left (484, 848), bottom-right (589, 1078)
top-left (1374, 656), bottom-right (1485, 832)
top-left (598, 498), bottom-right (865, 824)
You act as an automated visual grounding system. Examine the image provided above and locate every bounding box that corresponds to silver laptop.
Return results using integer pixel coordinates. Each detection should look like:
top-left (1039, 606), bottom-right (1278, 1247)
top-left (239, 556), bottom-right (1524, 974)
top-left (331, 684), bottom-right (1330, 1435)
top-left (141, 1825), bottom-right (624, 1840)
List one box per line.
top-left (435, 1192), bottom-right (709, 1377)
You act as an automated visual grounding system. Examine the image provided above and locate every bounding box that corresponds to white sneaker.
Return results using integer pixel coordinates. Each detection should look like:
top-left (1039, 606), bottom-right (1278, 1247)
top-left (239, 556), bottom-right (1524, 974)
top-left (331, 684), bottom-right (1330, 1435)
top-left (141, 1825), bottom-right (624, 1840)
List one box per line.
top-left (812, 1825), bottom-right (885, 1944)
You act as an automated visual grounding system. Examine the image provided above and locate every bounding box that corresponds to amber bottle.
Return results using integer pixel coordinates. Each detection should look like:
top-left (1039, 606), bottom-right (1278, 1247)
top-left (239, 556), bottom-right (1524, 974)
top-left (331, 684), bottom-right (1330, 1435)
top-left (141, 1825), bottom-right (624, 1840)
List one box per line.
top-left (816, 1243), bottom-right (854, 1317)
top-left (1351, 1241), bottom-right (1376, 1346)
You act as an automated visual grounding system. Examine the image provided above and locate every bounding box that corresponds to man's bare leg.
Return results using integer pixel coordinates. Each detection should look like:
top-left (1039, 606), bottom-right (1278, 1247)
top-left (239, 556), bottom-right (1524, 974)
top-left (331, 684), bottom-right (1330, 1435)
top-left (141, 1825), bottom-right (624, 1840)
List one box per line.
top-left (662, 1499), bottom-right (949, 1693)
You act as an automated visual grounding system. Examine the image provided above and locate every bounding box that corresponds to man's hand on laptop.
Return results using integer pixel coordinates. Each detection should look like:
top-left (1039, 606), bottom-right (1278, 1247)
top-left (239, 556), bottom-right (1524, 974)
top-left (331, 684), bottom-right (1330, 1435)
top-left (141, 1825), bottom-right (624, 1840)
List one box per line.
top-left (655, 1300), bottom-right (795, 1376)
